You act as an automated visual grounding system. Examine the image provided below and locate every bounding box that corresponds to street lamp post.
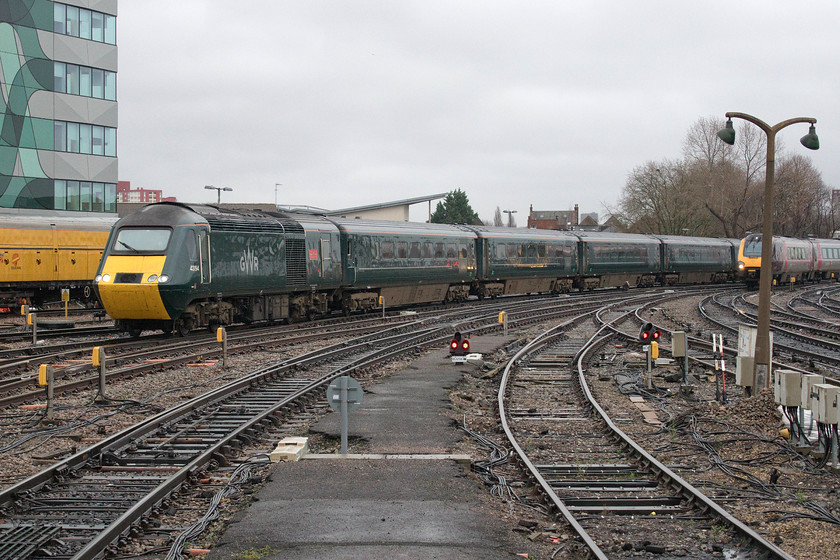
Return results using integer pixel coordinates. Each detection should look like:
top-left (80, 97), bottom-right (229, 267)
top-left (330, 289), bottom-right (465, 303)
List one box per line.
top-left (503, 209), bottom-right (517, 228)
top-left (205, 185), bottom-right (233, 204)
top-left (275, 183), bottom-right (283, 207)
top-left (717, 113), bottom-right (819, 389)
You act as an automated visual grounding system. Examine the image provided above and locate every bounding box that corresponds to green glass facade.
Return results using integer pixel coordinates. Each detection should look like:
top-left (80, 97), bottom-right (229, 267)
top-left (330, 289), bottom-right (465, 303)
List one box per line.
top-left (0, 0), bottom-right (118, 212)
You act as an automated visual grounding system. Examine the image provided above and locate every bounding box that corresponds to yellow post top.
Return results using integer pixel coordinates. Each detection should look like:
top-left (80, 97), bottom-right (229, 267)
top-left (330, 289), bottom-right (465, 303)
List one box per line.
top-left (27, 312), bottom-right (34, 326)
top-left (38, 364), bottom-right (48, 386)
top-left (92, 346), bottom-right (102, 367)
top-left (650, 341), bottom-right (659, 361)
top-left (498, 311), bottom-right (506, 323)
top-left (790, 277), bottom-right (796, 283)
top-left (20, 305), bottom-right (27, 316)
top-left (216, 326), bottom-right (225, 343)
top-left (378, 296), bottom-right (384, 305)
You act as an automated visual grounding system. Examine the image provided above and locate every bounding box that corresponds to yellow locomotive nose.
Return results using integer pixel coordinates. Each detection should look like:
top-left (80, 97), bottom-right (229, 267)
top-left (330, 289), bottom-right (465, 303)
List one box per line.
top-left (97, 255), bottom-right (171, 320)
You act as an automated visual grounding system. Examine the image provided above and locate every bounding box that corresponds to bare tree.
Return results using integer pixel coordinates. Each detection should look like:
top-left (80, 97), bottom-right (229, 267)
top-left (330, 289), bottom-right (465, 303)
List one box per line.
top-left (682, 117), bottom-right (765, 238)
top-left (774, 154), bottom-right (830, 237)
top-left (616, 160), bottom-right (709, 235)
top-left (493, 207), bottom-right (504, 227)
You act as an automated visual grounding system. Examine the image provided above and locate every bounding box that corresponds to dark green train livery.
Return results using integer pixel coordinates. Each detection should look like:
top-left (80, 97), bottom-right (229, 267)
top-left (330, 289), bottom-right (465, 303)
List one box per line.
top-left (95, 203), bottom-right (738, 335)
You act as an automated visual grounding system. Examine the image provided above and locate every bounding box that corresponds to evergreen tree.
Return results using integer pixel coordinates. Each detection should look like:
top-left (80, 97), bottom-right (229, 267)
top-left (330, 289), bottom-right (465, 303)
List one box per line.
top-left (430, 189), bottom-right (482, 225)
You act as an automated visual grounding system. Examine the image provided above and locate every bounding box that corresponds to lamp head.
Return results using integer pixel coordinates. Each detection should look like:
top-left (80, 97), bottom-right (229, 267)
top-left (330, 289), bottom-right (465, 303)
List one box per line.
top-left (717, 118), bottom-right (736, 145)
top-left (800, 124), bottom-right (820, 150)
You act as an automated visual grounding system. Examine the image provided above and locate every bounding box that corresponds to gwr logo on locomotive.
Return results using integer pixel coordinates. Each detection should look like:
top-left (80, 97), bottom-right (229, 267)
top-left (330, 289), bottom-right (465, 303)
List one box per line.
top-left (240, 247), bottom-right (259, 274)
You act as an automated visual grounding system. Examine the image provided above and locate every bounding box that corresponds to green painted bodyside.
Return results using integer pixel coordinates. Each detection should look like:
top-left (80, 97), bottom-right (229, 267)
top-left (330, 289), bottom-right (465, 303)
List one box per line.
top-left (582, 240), bottom-right (660, 274)
top-left (340, 230), bottom-right (476, 287)
top-left (482, 236), bottom-right (578, 279)
top-left (661, 243), bottom-right (734, 272)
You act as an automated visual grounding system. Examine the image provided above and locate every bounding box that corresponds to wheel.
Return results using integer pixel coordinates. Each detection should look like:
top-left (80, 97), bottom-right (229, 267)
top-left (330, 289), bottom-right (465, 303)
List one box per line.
top-left (175, 318), bottom-right (193, 337)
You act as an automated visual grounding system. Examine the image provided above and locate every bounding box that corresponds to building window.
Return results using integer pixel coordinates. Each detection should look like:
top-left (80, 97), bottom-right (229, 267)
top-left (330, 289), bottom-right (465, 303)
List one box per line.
top-left (53, 180), bottom-right (117, 212)
top-left (54, 62), bottom-right (116, 101)
top-left (54, 3), bottom-right (116, 45)
top-left (54, 121), bottom-right (116, 157)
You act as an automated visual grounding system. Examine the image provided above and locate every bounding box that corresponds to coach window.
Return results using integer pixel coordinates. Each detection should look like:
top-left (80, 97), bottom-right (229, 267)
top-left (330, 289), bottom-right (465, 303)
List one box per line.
top-left (434, 243), bottom-right (445, 258)
top-left (381, 241), bottom-right (394, 260)
top-left (446, 244), bottom-right (457, 258)
top-left (459, 244), bottom-right (469, 259)
top-left (422, 242), bottom-right (433, 258)
top-left (409, 242), bottom-right (421, 259)
top-left (397, 242), bottom-right (408, 259)
top-left (496, 244), bottom-right (506, 259)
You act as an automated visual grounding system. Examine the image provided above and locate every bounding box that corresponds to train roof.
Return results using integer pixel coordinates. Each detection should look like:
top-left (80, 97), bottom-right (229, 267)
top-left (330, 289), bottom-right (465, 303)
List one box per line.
top-left (0, 207), bottom-right (118, 230)
top-left (648, 235), bottom-right (735, 247)
top-left (118, 202), bottom-right (307, 235)
top-left (324, 217), bottom-right (477, 238)
top-left (465, 225), bottom-right (579, 242)
top-left (570, 230), bottom-right (659, 244)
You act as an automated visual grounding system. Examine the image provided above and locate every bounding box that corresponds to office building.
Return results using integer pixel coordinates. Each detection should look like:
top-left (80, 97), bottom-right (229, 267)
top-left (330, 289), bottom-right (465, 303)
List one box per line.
top-left (0, 0), bottom-right (118, 212)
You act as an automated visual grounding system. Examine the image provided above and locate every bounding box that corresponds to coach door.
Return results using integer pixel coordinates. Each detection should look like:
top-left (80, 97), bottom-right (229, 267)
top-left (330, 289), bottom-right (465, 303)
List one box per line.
top-left (319, 238), bottom-right (330, 278)
top-left (199, 229), bottom-right (211, 284)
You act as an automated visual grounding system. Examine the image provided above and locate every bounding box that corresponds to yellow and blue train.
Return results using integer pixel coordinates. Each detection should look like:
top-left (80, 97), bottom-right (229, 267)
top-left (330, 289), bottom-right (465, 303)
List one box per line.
top-left (95, 202), bottom-right (744, 336)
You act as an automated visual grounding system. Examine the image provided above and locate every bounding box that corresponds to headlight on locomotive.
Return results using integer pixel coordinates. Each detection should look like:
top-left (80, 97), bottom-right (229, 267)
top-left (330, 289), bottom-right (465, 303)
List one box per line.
top-left (147, 274), bottom-right (158, 283)
top-left (98, 273), bottom-right (111, 283)
top-left (737, 261), bottom-right (745, 270)
top-left (158, 274), bottom-right (170, 283)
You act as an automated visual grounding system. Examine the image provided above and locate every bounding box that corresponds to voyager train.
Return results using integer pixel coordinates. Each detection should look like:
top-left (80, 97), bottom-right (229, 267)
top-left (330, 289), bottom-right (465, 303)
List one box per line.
top-left (95, 202), bottom-right (742, 336)
top-left (737, 233), bottom-right (840, 286)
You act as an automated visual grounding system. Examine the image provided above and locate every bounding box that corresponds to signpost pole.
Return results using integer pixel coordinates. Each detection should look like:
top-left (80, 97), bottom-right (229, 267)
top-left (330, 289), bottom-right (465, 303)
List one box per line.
top-left (340, 377), bottom-right (349, 454)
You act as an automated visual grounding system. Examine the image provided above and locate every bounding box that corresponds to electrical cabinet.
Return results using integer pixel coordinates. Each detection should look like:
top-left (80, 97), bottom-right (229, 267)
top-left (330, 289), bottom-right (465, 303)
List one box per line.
top-left (776, 370), bottom-right (802, 406)
top-left (800, 374), bottom-right (824, 411)
top-left (816, 385), bottom-right (840, 425)
top-left (672, 331), bottom-right (686, 358)
top-left (736, 356), bottom-right (754, 388)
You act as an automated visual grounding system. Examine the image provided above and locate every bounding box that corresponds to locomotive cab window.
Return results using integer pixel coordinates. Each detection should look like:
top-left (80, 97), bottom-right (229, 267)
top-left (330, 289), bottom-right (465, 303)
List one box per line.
top-left (112, 228), bottom-right (171, 254)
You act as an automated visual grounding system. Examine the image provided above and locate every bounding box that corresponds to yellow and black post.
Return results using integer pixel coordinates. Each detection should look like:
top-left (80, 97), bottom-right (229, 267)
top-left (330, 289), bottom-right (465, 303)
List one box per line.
top-left (217, 327), bottom-right (228, 368)
top-left (92, 347), bottom-right (110, 402)
top-left (28, 311), bottom-right (37, 345)
top-left (38, 364), bottom-right (53, 420)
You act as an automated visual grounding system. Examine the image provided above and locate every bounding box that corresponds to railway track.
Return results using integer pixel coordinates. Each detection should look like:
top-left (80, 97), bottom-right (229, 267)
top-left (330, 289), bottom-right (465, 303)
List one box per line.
top-left (699, 291), bottom-right (840, 376)
top-left (0, 291), bottom-right (670, 408)
top-left (496, 299), bottom-right (796, 559)
top-left (0, 288), bottom-right (672, 559)
top-left (0, 285), bottom-right (758, 559)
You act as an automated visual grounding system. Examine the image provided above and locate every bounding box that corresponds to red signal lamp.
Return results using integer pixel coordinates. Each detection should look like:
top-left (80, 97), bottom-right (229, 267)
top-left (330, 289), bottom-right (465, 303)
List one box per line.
top-left (450, 331), bottom-right (470, 356)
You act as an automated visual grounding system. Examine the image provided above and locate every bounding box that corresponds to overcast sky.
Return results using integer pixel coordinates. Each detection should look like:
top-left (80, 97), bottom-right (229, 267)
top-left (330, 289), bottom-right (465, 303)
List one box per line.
top-left (117, 1), bottom-right (839, 224)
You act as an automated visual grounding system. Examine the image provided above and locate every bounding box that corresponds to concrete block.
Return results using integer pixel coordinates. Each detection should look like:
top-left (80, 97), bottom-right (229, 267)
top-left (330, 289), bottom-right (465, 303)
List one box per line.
top-left (270, 436), bottom-right (310, 462)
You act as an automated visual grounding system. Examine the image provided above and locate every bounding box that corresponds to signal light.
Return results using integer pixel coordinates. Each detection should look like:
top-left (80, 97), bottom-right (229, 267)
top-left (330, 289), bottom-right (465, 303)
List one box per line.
top-left (450, 331), bottom-right (469, 356)
top-left (639, 322), bottom-right (660, 343)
